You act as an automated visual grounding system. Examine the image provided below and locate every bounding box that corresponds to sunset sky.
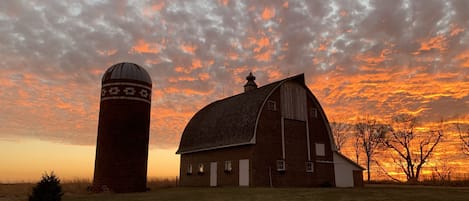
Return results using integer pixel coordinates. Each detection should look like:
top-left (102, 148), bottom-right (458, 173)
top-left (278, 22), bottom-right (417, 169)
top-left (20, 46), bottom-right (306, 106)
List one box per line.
top-left (1, 0), bottom-right (468, 182)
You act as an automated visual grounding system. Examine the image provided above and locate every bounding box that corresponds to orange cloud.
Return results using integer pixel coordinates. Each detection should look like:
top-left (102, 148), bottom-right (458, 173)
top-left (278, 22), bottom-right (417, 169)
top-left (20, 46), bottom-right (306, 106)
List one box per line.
top-left (266, 68), bottom-right (283, 81)
top-left (130, 39), bottom-right (160, 54)
top-left (145, 58), bottom-right (162, 65)
top-left (192, 59), bottom-right (202, 70)
top-left (96, 49), bottom-right (117, 56)
top-left (261, 7), bottom-right (275, 21)
top-left (253, 37), bottom-right (270, 52)
top-left (0, 69), bottom-right (101, 146)
top-left (163, 87), bottom-right (212, 95)
top-left (318, 43), bottom-right (328, 51)
top-left (226, 66), bottom-right (249, 84)
top-left (168, 76), bottom-right (197, 83)
top-left (227, 51), bottom-right (239, 60)
top-left (311, 66), bottom-right (469, 124)
top-left (245, 36), bottom-right (274, 62)
top-left (455, 50), bottom-right (469, 68)
top-left (174, 66), bottom-right (185, 73)
top-left (413, 34), bottom-right (447, 55)
top-left (181, 44), bottom-right (197, 54)
top-left (89, 68), bottom-right (104, 76)
top-left (218, 0), bottom-right (229, 6)
top-left (339, 10), bottom-right (348, 17)
top-left (312, 57), bottom-right (324, 65)
top-left (143, 2), bottom-right (165, 16)
top-left (450, 24), bottom-right (464, 37)
top-left (255, 49), bottom-right (273, 62)
top-left (173, 59), bottom-right (206, 74)
top-left (356, 48), bottom-right (393, 65)
top-left (198, 72), bottom-right (210, 81)
top-left (165, 72), bottom-right (210, 83)
top-left (151, 1), bottom-right (165, 11)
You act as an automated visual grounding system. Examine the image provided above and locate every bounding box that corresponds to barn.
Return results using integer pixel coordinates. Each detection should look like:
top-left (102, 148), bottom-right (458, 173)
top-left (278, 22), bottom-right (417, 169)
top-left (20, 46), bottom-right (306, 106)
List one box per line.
top-left (176, 73), bottom-right (364, 187)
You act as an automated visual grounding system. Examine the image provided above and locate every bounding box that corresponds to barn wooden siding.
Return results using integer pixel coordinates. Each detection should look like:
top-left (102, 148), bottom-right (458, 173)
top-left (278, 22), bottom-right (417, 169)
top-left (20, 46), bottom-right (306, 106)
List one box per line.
top-left (280, 82), bottom-right (308, 121)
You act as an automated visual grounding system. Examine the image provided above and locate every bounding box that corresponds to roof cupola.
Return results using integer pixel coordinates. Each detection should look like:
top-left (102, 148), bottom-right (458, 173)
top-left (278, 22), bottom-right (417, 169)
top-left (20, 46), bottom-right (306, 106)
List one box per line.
top-left (244, 72), bottom-right (258, 92)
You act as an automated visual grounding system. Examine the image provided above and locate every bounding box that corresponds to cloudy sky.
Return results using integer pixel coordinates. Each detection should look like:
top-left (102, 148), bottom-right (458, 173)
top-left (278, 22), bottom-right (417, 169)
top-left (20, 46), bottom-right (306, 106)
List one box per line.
top-left (1, 0), bottom-right (468, 181)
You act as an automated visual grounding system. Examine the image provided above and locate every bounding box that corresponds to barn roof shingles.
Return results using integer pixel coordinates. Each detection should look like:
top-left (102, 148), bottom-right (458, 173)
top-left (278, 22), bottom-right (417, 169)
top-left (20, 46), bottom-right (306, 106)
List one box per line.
top-left (176, 74), bottom-right (304, 154)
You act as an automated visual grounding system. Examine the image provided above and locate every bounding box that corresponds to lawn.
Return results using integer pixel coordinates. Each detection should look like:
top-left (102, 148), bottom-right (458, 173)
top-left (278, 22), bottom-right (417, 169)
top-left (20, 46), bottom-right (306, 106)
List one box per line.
top-left (1, 184), bottom-right (468, 201)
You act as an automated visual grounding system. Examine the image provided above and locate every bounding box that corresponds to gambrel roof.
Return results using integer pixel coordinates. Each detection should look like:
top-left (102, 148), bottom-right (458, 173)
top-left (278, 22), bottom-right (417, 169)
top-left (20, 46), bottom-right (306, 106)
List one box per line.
top-left (176, 74), bottom-right (336, 154)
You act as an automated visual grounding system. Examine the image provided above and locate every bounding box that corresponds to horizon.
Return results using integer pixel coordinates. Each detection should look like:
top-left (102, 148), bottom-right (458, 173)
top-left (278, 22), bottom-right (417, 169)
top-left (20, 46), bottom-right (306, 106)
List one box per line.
top-left (1, 0), bottom-right (468, 182)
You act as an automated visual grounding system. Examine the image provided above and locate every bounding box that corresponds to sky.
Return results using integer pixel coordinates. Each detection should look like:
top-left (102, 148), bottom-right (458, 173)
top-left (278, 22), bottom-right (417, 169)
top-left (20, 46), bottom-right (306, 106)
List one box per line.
top-left (0, 0), bottom-right (468, 182)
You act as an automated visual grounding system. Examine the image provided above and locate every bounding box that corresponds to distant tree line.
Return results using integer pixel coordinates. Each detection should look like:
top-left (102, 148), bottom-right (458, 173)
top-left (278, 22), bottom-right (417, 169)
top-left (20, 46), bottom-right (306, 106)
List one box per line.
top-left (330, 114), bottom-right (463, 183)
top-left (456, 122), bottom-right (469, 155)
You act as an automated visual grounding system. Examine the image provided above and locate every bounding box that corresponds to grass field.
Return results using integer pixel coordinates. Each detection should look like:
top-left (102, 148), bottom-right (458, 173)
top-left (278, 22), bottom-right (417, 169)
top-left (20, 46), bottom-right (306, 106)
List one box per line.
top-left (1, 183), bottom-right (468, 201)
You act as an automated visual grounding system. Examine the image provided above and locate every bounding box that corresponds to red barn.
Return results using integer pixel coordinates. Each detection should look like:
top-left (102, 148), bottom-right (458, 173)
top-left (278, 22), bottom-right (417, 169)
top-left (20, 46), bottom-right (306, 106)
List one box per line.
top-left (176, 73), bottom-right (363, 187)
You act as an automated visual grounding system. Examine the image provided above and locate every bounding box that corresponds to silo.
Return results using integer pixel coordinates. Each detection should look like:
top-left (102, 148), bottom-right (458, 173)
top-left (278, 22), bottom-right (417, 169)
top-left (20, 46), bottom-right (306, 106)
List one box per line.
top-left (93, 62), bottom-right (152, 193)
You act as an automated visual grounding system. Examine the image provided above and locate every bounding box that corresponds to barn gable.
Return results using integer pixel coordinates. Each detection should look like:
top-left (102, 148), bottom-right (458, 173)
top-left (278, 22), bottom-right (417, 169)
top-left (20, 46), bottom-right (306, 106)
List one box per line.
top-left (176, 74), bottom-right (338, 154)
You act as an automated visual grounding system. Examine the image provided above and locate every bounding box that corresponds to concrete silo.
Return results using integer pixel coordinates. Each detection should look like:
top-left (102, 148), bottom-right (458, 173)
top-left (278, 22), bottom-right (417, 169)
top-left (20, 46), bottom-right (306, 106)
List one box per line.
top-left (93, 62), bottom-right (152, 193)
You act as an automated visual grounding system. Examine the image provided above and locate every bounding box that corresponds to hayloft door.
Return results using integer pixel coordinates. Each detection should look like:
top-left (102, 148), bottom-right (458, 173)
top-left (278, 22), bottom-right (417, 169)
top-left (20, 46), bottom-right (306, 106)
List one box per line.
top-left (210, 162), bottom-right (217, 187)
top-left (239, 159), bottom-right (249, 186)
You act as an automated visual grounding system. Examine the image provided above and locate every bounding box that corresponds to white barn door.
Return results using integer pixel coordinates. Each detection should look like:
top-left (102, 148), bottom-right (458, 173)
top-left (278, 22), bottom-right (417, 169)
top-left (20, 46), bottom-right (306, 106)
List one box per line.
top-left (239, 159), bottom-right (249, 186)
top-left (210, 162), bottom-right (217, 187)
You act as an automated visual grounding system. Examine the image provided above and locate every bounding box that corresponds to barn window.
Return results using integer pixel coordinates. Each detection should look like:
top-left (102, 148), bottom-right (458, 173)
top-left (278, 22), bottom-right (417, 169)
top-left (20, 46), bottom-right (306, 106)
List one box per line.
top-left (267, 100), bottom-right (277, 111)
top-left (187, 164), bottom-right (193, 175)
top-left (198, 163), bottom-right (204, 174)
top-left (306, 161), bottom-right (314, 172)
top-left (224, 161), bottom-right (232, 172)
top-left (276, 160), bottom-right (286, 171)
top-left (310, 108), bottom-right (318, 118)
top-left (315, 143), bottom-right (325, 156)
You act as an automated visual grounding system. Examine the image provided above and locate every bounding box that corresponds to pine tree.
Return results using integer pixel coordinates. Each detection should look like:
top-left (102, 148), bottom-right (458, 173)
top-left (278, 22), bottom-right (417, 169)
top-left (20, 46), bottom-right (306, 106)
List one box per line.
top-left (29, 172), bottom-right (64, 201)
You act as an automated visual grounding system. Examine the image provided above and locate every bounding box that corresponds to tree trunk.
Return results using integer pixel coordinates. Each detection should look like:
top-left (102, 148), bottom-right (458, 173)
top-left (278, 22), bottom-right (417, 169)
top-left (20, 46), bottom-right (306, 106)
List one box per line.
top-left (367, 156), bottom-right (371, 182)
top-left (408, 177), bottom-right (418, 184)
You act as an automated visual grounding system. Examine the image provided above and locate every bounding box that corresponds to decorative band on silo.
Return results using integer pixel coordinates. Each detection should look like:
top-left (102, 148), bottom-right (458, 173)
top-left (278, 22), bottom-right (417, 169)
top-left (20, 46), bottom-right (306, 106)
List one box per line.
top-left (101, 82), bottom-right (152, 104)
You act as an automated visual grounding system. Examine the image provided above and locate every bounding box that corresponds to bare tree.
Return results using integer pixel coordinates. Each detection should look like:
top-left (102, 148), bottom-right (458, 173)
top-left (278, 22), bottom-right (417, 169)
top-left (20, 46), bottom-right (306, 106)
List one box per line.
top-left (353, 129), bottom-right (361, 164)
top-left (382, 114), bottom-right (443, 183)
top-left (355, 117), bottom-right (390, 182)
top-left (374, 160), bottom-right (402, 183)
top-left (432, 157), bottom-right (452, 182)
top-left (456, 122), bottom-right (469, 155)
top-left (330, 121), bottom-right (351, 151)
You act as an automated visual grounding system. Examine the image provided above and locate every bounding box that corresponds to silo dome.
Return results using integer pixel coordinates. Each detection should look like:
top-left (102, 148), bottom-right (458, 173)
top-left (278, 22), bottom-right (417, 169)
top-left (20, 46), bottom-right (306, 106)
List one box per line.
top-left (102, 62), bottom-right (152, 85)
